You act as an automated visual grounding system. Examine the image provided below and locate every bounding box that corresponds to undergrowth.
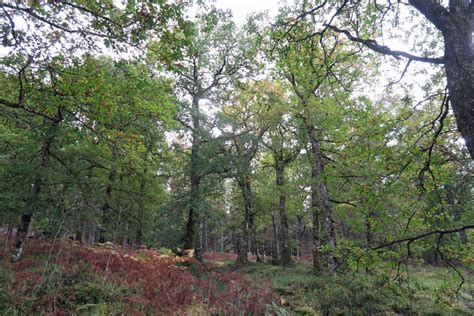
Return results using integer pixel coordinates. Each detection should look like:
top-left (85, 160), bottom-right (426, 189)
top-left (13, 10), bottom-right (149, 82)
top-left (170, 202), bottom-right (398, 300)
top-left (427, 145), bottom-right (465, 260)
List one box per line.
top-left (0, 240), bottom-right (277, 315)
top-left (237, 262), bottom-right (474, 315)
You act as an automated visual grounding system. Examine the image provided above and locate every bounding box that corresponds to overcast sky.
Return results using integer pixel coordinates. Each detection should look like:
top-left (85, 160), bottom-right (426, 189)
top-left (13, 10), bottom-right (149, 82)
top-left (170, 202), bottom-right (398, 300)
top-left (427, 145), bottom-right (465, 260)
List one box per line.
top-left (213, 0), bottom-right (286, 23)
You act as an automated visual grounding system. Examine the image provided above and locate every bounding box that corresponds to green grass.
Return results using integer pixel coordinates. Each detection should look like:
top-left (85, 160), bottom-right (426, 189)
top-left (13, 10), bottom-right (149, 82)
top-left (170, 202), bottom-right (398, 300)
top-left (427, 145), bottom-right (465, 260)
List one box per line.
top-left (218, 261), bottom-right (474, 315)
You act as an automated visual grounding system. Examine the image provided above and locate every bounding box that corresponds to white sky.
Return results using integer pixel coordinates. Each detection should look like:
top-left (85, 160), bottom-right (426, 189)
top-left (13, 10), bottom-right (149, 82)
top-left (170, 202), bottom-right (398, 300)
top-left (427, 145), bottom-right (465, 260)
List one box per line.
top-left (213, 0), bottom-right (285, 24)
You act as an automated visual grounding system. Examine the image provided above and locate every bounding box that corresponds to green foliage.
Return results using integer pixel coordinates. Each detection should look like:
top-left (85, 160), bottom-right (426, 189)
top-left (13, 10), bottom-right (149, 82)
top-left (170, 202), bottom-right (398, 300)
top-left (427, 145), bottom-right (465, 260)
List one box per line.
top-left (0, 1), bottom-right (473, 314)
top-left (237, 262), bottom-right (472, 315)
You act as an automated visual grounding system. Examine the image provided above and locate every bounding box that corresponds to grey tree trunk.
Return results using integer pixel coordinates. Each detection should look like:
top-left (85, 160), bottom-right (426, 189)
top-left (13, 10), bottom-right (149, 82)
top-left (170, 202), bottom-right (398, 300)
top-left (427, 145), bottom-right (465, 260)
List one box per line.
top-left (408, 1), bottom-right (474, 159)
top-left (271, 212), bottom-right (279, 262)
top-left (122, 220), bottom-right (129, 248)
top-left (443, 12), bottom-right (474, 159)
top-left (275, 162), bottom-right (293, 265)
top-left (305, 114), bottom-right (338, 272)
top-left (236, 177), bottom-right (253, 266)
top-left (310, 159), bottom-right (323, 273)
top-left (185, 95), bottom-right (201, 261)
top-left (99, 146), bottom-right (117, 243)
top-left (12, 115), bottom-right (61, 262)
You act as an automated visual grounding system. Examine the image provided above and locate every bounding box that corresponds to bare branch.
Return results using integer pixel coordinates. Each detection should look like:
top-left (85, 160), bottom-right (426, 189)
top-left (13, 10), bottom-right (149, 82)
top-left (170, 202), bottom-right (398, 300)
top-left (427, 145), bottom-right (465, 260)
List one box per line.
top-left (324, 24), bottom-right (445, 64)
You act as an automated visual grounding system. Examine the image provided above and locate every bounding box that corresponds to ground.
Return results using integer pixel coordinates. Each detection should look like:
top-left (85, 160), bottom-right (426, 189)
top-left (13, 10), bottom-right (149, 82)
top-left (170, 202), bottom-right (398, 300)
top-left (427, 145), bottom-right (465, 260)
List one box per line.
top-left (0, 239), bottom-right (472, 315)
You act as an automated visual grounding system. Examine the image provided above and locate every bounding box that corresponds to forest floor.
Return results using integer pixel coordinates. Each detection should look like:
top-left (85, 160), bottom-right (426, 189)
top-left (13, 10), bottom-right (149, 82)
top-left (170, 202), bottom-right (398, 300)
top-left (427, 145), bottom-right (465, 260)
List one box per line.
top-left (205, 254), bottom-right (474, 315)
top-left (0, 238), bottom-right (472, 315)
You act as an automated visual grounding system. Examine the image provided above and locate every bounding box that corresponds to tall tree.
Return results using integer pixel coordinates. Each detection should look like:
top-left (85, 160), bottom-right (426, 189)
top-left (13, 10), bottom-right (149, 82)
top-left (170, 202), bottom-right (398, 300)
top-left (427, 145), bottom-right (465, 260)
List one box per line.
top-left (282, 0), bottom-right (474, 159)
top-left (271, 6), bottom-right (361, 271)
top-left (157, 9), bottom-right (253, 259)
top-left (216, 81), bottom-right (274, 265)
top-left (260, 81), bottom-right (302, 266)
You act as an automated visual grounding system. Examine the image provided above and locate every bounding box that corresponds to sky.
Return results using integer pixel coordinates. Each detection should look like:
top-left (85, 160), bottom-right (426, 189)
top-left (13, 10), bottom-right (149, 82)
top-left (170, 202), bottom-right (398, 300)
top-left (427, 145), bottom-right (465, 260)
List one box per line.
top-left (211, 0), bottom-right (285, 23)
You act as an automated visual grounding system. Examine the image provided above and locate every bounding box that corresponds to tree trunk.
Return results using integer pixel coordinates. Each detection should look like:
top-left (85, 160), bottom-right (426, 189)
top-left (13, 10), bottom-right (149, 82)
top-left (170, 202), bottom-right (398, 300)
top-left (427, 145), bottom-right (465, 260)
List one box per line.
top-left (98, 162), bottom-right (116, 243)
top-left (236, 177), bottom-right (253, 266)
top-left (220, 228), bottom-right (224, 252)
top-left (310, 161), bottom-right (323, 273)
top-left (250, 215), bottom-right (262, 262)
top-left (305, 114), bottom-right (338, 272)
top-left (122, 220), bottom-right (129, 248)
top-left (185, 95), bottom-right (201, 260)
top-left (406, 1), bottom-right (474, 159)
top-left (12, 116), bottom-right (60, 262)
top-left (195, 216), bottom-right (203, 261)
top-left (443, 17), bottom-right (474, 159)
top-left (7, 224), bottom-right (13, 240)
top-left (365, 213), bottom-right (374, 273)
top-left (271, 212), bottom-right (279, 262)
top-left (276, 162), bottom-right (293, 265)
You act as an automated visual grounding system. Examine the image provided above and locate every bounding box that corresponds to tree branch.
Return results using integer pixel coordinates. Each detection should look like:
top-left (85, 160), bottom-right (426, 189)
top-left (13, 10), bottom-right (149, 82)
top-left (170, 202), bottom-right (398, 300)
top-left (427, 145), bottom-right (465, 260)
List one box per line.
top-left (372, 225), bottom-right (474, 250)
top-left (324, 24), bottom-right (445, 64)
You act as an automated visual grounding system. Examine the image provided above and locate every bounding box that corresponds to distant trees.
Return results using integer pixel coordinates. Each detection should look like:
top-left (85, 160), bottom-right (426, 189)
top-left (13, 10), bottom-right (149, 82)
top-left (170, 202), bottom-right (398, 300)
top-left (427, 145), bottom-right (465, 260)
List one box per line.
top-left (154, 9), bottom-right (256, 260)
top-left (0, 57), bottom-right (176, 260)
top-left (0, 1), bottom-right (471, 283)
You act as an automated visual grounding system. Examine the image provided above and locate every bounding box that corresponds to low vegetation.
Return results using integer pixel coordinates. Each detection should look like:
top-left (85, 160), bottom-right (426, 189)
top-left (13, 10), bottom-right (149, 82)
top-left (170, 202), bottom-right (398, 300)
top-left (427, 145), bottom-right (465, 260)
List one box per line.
top-left (1, 238), bottom-right (471, 315)
top-left (0, 239), bottom-right (275, 315)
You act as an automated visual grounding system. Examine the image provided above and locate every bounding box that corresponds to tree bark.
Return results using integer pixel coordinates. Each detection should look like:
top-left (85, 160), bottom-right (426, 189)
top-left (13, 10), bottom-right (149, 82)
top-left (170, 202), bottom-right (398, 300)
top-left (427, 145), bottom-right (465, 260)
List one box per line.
top-left (275, 162), bottom-right (293, 265)
top-left (305, 113), bottom-right (338, 272)
top-left (122, 220), bottom-right (129, 248)
top-left (235, 177), bottom-right (253, 266)
top-left (12, 116), bottom-right (60, 262)
top-left (220, 227), bottom-right (224, 252)
top-left (98, 156), bottom-right (116, 243)
top-left (309, 157), bottom-right (323, 273)
top-left (441, 7), bottom-right (474, 159)
top-left (271, 212), bottom-right (279, 262)
top-left (389, 1), bottom-right (474, 158)
top-left (184, 95), bottom-right (201, 260)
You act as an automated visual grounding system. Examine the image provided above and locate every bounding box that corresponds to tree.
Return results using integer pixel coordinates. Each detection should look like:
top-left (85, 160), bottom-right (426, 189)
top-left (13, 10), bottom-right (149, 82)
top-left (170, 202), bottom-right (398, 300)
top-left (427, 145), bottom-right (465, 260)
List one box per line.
top-left (271, 12), bottom-right (362, 271)
top-left (157, 9), bottom-right (254, 260)
top-left (259, 81), bottom-right (302, 266)
top-left (0, 56), bottom-right (176, 260)
top-left (282, 0), bottom-right (474, 159)
top-left (216, 81), bottom-right (275, 265)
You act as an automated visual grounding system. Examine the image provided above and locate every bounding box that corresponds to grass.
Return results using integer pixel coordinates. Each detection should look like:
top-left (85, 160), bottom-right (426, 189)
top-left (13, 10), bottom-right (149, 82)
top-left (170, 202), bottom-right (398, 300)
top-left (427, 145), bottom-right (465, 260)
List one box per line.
top-left (212, 259), bottom-right (474, 315)
top-left (1, 239), bottom-right (472, 315)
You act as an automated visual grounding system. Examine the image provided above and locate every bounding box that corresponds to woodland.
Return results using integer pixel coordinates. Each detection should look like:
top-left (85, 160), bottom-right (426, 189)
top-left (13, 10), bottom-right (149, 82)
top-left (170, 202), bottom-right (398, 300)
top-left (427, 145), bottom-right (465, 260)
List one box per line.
top-left (0, 0), bottom-right (473, 315)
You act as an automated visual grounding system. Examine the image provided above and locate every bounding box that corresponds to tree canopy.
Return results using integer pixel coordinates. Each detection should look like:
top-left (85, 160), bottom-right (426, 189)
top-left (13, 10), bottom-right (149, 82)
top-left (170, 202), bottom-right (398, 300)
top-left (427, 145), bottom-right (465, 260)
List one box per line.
top-left (0, 1), bottom-right (473, 314)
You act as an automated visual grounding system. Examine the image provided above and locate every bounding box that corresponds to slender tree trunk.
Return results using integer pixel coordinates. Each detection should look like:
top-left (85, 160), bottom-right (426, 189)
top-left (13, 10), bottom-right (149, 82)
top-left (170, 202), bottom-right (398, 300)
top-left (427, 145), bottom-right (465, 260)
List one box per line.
top-left (7, 224), bottom-right (13, 240)
top-left (365, 211), bottom-right (374, 273)
top-left (276, 162), bottom-right (293, 265)
top-left (250, 216), bottom-right (262, 262)
top-left (195, 216), bottom-right (203, 261)
top-left (203, 221), bottom-right (209, 252)
top-left (236, 177), bottom-right (253, 266)
top-left (122, 220), bottom-right (129, 248)
top-left (185, 95), bottom-right (201, 261)
top-left (99, 162), bottom-right (116, 243)
top-left (310, 162), bottom-right (323, 273)
top-left (295, 215), bottom-right (304, 259)
top-left (220, 228), bottom-right (224, 252)
top-left (271, 212), bottom-right (279, 262)
top-left (81, 219), bottom-right (88, 244)
top-left (135, 164), bottom-right (149, 247)
top-left (12, 116), bottom-right (60, 262)
top-left (305, 113), bottom-right (338, 272)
